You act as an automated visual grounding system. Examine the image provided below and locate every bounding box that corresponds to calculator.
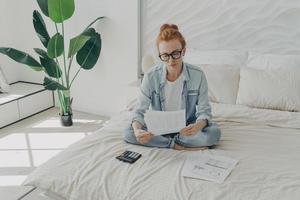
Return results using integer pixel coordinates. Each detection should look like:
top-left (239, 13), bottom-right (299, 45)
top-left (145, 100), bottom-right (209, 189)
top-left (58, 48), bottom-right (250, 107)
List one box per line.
top-left (116, 150), bottom-right (142, 164)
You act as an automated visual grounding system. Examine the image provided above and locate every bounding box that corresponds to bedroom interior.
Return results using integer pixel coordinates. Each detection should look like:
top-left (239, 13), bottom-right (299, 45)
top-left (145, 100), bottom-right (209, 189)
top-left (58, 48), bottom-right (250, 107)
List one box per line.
top-left (0, 0), bottom-right (300, 199)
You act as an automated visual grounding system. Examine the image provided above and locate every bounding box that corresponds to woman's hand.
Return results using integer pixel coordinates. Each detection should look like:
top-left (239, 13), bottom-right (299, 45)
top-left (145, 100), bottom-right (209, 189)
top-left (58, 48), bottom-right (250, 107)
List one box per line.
top-left (134, 129), bottom-right (154, 144)
top-left (180, 124), bottom-right (199, 136)
top-left (180, 120), bottom-right (207, 136)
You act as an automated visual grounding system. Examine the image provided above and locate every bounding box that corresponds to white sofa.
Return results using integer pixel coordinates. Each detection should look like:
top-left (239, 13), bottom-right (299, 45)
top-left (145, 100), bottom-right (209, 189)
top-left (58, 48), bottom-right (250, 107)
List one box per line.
top-left (0, 81), bottom-right (54, 129)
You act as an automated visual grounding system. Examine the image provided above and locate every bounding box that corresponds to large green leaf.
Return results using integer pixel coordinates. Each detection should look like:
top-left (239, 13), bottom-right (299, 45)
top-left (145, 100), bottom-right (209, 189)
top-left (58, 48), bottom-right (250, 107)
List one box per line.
top-left (76, 29), bottom-right (101, 70)
top-left (33, 10), bottom-right (50, 48)
top-left (34, 48), bottom-right (62, 78)
top-left (34, 48), bottom-right (49, 58)
top-left (36, 0), bottom-right (49, 17)
top-left (0, 47), bottom-right (43, 71)
top-left (48, 0), bottom-right (75, 23)
top-left (68, 35), bottom-right (90, 58)
top-left (82, 27), bottom-right (97, 37)
top-left (43, 77), bottom-right (67, 90)
top-left (40, 57), bottom-right (62, 78)
top-left (47, 33), bottom-right (64, 58)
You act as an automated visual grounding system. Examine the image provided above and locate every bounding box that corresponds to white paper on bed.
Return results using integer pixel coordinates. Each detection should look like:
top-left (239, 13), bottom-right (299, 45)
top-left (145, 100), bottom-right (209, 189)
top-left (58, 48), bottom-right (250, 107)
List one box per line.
top-left (144, 109), bottom-right (186, 135)
top-left (182, 154), bottom-right (238, 184)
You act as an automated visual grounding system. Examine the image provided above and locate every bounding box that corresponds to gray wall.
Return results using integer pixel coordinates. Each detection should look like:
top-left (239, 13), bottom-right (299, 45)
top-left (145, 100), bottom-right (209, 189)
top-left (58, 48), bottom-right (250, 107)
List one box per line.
top-left (142, 0), bottom-right (300, 59)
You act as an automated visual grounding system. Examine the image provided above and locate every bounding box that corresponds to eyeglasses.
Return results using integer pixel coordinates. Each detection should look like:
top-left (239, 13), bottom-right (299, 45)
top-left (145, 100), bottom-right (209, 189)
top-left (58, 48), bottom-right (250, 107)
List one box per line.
top-left (158, 49), bottom-right (183, 62)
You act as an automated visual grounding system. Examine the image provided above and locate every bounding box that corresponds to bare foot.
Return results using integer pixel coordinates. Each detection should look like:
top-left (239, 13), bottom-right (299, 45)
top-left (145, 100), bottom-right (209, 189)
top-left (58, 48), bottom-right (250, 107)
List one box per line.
top-left (173, 143), bottom-right (208, 151)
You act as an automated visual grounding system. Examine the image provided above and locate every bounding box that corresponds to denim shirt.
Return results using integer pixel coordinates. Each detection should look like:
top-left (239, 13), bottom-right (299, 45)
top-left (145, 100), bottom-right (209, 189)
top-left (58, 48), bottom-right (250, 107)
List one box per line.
top-left (132, 62), bottom-right (212, 128)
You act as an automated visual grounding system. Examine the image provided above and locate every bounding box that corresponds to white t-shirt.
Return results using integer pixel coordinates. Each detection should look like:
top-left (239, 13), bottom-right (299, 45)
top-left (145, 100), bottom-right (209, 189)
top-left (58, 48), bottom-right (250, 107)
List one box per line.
top-left (164, 72), bottom-right (184, 111)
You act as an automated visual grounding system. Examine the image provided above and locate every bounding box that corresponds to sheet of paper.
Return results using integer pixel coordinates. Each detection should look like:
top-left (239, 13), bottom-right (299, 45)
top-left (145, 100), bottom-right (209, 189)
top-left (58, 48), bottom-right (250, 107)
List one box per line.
top-left (181, 154), bottom-right (238, 184)
top-left (144, 109), bottom-right (186, 135)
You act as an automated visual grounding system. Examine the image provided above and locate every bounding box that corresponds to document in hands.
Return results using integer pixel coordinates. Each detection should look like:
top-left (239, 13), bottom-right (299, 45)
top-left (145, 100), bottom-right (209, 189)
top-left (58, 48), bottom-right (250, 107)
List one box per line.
top-left (182, 154), bottom-right (238, 184)
top-left (144, 109), bottom-right (186, 135)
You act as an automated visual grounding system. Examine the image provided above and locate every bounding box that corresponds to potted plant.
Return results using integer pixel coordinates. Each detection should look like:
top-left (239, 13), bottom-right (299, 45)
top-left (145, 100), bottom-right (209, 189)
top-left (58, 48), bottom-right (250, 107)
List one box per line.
top-left (0, 0), bottom-right (103, 126)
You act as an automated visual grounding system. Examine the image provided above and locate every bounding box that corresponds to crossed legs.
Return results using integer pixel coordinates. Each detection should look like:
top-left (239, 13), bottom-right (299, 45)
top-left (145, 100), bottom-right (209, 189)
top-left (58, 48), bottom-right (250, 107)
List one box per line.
top-left (123, 123), bottom-right (221, 149)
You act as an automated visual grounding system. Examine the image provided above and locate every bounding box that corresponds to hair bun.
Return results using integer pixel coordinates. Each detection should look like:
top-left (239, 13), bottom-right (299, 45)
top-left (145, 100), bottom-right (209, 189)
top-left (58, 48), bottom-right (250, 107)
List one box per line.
top-left (160, 24), bottom-right (179, 32)
top-left (156, 23), bottom-right (186, 49)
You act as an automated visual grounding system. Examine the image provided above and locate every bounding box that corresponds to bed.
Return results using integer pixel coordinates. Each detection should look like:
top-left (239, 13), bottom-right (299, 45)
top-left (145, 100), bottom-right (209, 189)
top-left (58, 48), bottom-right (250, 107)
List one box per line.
top-left (22, 44), bottom-right (300, 200)
top-left (22, 102), bottom-right (300, 200)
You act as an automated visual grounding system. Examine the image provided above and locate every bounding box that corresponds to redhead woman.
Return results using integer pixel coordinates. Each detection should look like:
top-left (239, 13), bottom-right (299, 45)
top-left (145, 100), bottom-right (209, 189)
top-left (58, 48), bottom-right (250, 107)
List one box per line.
top-left (123, 24), bottom-right (221, 150)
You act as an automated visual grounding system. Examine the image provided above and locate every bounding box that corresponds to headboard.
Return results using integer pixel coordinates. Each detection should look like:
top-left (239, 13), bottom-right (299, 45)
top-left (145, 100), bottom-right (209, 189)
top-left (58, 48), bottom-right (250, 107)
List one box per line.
top-left (140, 0), bottom-right (300, 65)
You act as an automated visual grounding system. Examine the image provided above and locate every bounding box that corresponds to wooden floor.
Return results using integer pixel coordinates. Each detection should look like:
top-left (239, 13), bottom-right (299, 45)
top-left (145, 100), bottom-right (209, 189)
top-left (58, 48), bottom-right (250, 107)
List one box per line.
top-left (0, 107), bottom-right (109, 199)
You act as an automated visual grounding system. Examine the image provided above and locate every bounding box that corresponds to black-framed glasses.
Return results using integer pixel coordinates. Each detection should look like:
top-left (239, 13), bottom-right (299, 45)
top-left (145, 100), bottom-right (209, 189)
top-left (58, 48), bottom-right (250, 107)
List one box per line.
top-left (158, 49), bottom-right (183, 62)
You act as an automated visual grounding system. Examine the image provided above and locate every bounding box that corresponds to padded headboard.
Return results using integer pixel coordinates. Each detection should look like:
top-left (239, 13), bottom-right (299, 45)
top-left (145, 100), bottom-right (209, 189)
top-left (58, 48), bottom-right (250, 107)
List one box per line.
top-left (140, 0), bottom-right (300, 60)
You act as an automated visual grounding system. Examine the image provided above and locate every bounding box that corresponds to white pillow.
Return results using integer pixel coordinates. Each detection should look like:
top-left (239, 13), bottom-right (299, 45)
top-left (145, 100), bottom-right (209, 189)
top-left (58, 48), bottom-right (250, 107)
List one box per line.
top-left (247, 52), bottom-right (300, 70)
top-left (199, 64), bottom-right (240, 104)
top-left (0, 66), bottom-right (10, 93)
top-left (236, 67), bottom-right (300, 112)
top-left (184, 48), bottom-right (248, 66)
top-left (142, 55), bottom-right (156, 74)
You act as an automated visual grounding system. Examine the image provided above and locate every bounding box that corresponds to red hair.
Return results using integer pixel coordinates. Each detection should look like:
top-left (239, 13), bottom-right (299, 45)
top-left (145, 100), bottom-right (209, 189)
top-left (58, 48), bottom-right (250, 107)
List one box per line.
top-left (156, 24), bottom-right (186, 49)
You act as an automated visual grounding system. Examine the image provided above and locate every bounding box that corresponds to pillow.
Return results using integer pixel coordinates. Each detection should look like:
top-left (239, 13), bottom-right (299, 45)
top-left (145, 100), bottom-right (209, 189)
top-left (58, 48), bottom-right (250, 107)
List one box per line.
top-left (236, 67), bottom-right (300, 112)
top-left (142, 55), bottom-right (156, 74)
top-left (184, 48), bottom-right (248, 66)
top-left (247, 52), bottom-right (300, 70)
top-left (199, 64), bottom-right (240, 104)
top-left (0, 66), bottom-right (10, 93)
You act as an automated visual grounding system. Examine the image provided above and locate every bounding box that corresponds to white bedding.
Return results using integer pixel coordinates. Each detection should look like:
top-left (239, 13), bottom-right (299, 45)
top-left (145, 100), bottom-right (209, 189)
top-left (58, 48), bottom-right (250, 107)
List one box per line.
top-left (23, 103), bottom-right (300, 200)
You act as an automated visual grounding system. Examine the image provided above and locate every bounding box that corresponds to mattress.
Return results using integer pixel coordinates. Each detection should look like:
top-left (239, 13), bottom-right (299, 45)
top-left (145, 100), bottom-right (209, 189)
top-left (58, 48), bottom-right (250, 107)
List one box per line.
top-left (23, 103), bottom-right (300, 200)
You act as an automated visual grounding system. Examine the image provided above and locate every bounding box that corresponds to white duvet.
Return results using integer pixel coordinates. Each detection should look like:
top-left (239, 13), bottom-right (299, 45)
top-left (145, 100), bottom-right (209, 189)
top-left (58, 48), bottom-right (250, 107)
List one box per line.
top-left (23, 103), bottom-right (300, 200)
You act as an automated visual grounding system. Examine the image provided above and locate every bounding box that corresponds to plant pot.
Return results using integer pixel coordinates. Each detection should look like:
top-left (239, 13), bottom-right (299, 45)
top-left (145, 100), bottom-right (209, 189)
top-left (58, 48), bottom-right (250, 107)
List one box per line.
top-left (60, 113), bottom-right (73, 126)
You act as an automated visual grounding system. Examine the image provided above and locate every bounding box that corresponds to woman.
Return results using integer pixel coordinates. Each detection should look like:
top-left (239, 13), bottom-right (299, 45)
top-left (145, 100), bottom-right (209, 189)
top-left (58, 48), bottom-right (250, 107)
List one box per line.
top-left (123, 24), bottom-right (221, 150)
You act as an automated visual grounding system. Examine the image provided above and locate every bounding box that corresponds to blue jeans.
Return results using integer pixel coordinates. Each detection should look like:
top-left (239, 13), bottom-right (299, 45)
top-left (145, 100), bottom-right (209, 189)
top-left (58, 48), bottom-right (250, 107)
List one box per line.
top-left (122, 123), bottom-right (221, 148)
